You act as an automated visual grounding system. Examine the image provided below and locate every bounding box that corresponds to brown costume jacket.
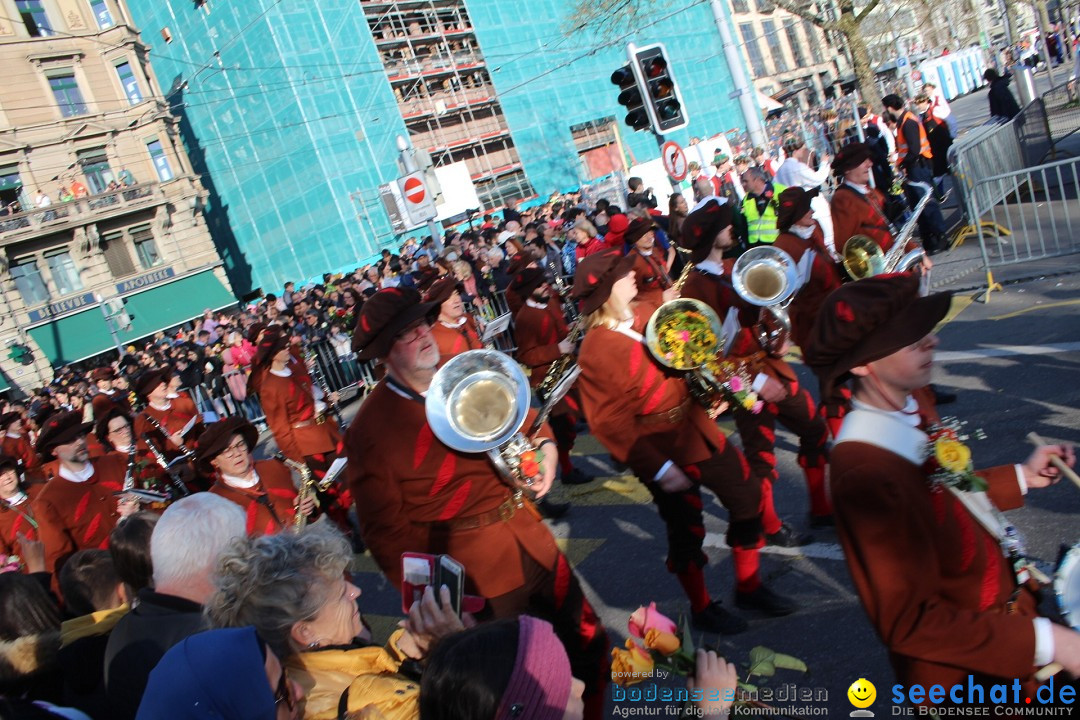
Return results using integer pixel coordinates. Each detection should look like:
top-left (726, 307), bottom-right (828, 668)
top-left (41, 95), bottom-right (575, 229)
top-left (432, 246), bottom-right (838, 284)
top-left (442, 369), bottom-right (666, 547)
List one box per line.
top-left (345, 379), bottom-right (558, 598)
top-left (35, 454), bottom-right (127, 575)
top-left (2, 434), bottom-right (41, 471)
top-left (576, 304), bottom-right (728, 481)
top-left (513, 301), bottom-right (580, 418)
top-left (133, 395), bottom-right (202, 459)
top-left (831, 183), bottom-right (896, 254)
top-left (0, 484), bottom-right (42, 560)
top-left (629, 248), bottom-right (671, 309)
top-left (773, 225), bottom-right (844, 352)
top-left (429, 317), bottom-right (482, 369)
top-left (832, 408), bottom-right (1040, 691)
top-left (208, 459), bottom-right (299, 536)
top-left (258, 351), bottom-right (342, 463)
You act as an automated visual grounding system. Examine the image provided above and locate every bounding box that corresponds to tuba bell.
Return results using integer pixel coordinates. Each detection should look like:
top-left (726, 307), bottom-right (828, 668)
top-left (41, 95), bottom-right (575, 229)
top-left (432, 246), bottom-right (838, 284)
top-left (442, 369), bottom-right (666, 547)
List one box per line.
top-left (843, 181), bottom-right (933, 281)
top-left (731, 246), bottom-right (799, 354)
top-left (643, 298), bottom-right (729, 414)
top-left (425, 349), bottom-right (547, 488)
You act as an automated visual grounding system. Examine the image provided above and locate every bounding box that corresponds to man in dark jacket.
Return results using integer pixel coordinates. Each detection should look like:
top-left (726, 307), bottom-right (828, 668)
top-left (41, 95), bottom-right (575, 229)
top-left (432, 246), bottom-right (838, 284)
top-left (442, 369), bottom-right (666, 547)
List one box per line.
top-left (104, 494), bottom-right (245, 720)
top-left (984, 68), bottom-right (1022, 121)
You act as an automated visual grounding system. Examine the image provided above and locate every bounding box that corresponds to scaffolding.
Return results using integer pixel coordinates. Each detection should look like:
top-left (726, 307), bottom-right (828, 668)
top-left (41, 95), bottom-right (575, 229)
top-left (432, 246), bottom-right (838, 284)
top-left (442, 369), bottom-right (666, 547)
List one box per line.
top-left (360, 0), bottom-right (536, 210)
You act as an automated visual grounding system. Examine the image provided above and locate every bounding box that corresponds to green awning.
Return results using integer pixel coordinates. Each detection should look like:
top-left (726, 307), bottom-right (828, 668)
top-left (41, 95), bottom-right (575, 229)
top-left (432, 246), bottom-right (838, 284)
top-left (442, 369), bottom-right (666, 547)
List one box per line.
top-left (0, 373), bottom-right (9, 393)
top-left (29, 270), bottom-right (235, 365)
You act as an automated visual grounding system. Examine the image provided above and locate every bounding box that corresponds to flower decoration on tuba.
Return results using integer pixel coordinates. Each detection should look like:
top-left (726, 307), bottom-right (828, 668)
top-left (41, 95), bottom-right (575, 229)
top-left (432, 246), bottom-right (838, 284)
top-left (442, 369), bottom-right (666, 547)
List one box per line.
top-left (923, 417), bottom-right (988, 493)
top-left (705, 358), bottom-right (764, 417)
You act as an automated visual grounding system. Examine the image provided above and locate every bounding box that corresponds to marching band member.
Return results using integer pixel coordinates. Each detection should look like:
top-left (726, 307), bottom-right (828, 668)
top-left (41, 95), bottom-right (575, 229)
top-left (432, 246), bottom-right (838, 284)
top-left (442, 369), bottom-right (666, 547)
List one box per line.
top-left (625, 216), bottom-right (673, 308)
top-left (345, 288), bottom-right (610, 716)
top-left (33, 411), bottom-right (133, 575)
top-left (132, 368), bottom-right (203, 461)
top-left (572, 249), bottom-right (795, 635)
top-left (1, 410), bottom-right (41, 473)
top-left (423, 276), bottom-right (483, 368)
top-left (678, 200), bottom-right (831, 534)
top-left (0, 455), bottom-right (42, 571)
top-left (829, 142), bottom-right (897, 257)
top-left (508, 266), bottom-right (591, 486)
top-left (804, 274), bottom-right (1080, 699)
top-left (198, 416), bottom-right (315, 536)
top-left (91, 366), bottom-right (131, 415)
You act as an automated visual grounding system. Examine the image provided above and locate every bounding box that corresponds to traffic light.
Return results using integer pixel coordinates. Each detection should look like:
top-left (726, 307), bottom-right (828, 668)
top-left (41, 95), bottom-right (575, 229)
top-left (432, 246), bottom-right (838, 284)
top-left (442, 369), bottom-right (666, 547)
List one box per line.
top-left (634, 44), bottom-right (687, 134)
top-left (611, 65), bottom-right (650, 131)
top-left (7, 343), bottom-right (34, 366)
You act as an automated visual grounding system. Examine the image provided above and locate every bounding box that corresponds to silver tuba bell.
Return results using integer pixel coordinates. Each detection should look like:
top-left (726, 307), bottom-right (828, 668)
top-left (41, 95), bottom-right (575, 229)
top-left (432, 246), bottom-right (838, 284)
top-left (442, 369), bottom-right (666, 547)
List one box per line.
top-left (425, 349), bottom-right (544, 488)
top-left (731, 246), bottom-right (799, 354)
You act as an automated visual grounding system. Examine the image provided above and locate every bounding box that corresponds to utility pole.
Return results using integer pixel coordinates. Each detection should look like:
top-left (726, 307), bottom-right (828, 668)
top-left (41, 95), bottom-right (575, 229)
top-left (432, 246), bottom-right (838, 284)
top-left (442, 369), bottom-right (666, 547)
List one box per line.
top-left (708, 0), bottom-right (767, 149)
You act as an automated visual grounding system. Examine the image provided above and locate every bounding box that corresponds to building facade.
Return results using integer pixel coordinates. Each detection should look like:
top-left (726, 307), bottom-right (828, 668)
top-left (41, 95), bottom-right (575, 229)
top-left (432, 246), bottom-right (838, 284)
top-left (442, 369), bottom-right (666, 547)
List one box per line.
top-left (122, 0), bottom-right (753, 297)
top-left (0, 0), bottom-right (233, 396)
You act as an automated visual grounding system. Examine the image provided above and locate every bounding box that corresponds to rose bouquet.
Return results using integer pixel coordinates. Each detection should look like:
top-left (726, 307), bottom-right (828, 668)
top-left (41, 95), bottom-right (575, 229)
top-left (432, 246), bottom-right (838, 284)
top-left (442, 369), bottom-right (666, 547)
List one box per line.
top-left (924, 417), bottom-right (987, 493)
top-left (702, 358), bottom-right (764, 417)
top-left (611, 602), bottom-right (696, 687)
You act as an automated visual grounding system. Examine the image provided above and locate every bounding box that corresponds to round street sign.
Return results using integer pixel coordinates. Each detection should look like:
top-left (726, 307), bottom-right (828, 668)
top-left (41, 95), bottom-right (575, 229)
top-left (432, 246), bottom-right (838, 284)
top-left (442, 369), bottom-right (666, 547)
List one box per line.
top-left (912, 70), bottom-right (923, 82)
top-left (403, 176), bottom-right (426, 204)
top-left (661, 141), bottom-right (688, 182)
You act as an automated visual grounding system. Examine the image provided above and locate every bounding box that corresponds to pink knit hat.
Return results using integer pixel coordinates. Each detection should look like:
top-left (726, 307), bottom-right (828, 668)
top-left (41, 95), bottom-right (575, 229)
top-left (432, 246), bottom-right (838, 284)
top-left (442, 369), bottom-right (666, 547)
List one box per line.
top-left (495, 616), bottom-right (573, 720)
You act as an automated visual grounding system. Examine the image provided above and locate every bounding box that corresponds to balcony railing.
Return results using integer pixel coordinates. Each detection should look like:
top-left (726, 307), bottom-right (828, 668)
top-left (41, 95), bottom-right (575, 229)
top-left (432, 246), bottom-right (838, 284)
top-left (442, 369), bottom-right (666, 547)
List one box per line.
top-left (0, 183), bottom-right (159, 239)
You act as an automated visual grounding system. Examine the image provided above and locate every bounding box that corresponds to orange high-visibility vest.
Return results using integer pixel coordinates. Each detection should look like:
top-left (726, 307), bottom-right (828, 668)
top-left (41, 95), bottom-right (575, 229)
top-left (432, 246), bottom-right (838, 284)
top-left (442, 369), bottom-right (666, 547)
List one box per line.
top-left (895, 109), bottom-right (932, 166)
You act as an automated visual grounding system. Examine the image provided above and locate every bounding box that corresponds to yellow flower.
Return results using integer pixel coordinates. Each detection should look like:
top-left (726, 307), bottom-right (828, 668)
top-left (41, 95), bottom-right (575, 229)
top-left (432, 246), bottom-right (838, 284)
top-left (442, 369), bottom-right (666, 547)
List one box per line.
top-left (643, 628), bottom-right (681, 656)
top-left (935, 438), bottom-right (971, 473)
top-left (610, 639), bottom-right (654, 686)
top-left (742, 396), bottom-right (756, 410)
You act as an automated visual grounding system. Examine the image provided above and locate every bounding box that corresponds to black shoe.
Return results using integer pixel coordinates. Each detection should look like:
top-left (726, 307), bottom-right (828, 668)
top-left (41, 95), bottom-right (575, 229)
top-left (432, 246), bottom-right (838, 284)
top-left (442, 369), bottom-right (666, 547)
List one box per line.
top-left (765, 523), bottom-right (812, 548)
top-left (809, 513), bottom-right (835, 529)
top-left (735, 585), bottom-right (797, 617)
top-left (536, 497), bottom-right (570, 520)
top-left (691, 600), bottom-right (748, 635)
top-left (930, 384), bottom-right (957, 405)
top-left (561, 468), bottom-right (595, 486)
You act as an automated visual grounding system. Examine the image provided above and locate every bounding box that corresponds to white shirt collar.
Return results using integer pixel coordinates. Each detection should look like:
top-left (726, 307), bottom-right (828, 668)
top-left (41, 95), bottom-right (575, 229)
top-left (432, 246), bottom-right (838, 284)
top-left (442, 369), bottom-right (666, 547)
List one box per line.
top-left (149, 401), bottom-right (172, 411)
top-left (59, 463), bottom-right (95, 483)
top-left (5, 432), bottom-right (20, 439)
top-left (836, 397), bottom-right (925, 465)
top-left (696, 259), bottom-right (725, 276)
top-left (525, 299), bottom-right (548, 310)
top-left (845, 181), bottom-right (871, 195)
top-left (222, 470), bottom-right (261, 489)
top-left (790, 224), bottom-right (816, 240)
top-left (269, 367), bottom-right (292, 378)
top-left (439, 316), bottom-right (467, 329)
top-left (638, 248), bottom-right (653, 257)
top-left (5, 491), bottom-right (27, 507)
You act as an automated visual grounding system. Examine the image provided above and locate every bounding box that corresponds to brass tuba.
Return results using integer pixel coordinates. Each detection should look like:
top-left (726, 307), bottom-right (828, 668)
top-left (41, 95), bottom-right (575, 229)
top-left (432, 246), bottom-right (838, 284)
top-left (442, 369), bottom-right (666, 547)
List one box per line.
top-left (427, 349), bottom-right (564, 489)
top-left (643, 298), bottom-right (729, 413)
top-left (731, 246), bottom-right (799, 354)
top-left (842, 181), bottom-right (933, 280)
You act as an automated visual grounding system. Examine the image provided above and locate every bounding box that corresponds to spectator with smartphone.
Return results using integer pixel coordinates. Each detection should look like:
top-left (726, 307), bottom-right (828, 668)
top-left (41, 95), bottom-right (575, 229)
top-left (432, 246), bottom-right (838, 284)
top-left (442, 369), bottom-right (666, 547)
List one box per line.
top-left (207, 522), bottom-right (465, 720)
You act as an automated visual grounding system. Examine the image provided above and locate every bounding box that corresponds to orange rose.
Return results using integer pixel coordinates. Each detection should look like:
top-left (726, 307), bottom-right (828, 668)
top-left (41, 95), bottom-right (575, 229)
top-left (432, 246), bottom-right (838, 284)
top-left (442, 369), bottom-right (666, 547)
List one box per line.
top-left (610, 639), bottom-right (654, 686)
top-left (643, 628), bottom-right (681, 656)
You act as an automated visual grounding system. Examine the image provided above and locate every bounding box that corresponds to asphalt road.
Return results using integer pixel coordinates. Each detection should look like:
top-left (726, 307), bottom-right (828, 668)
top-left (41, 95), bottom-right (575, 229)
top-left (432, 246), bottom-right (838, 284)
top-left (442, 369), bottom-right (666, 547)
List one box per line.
top-left (321, 270), bottom-right (1080, 718)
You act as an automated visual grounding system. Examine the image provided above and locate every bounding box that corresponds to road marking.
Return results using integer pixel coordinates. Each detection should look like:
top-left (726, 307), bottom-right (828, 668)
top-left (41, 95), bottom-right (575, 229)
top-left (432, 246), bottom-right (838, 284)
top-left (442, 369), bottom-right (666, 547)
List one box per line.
top-left (989, 298), bottom-right (1080, 320)
top-left (703, 532), bottom-right (847, 561)
top-left (937, 341), bottom-right (1080, 362)
top-left (938, 295), bottom-right (975, 328)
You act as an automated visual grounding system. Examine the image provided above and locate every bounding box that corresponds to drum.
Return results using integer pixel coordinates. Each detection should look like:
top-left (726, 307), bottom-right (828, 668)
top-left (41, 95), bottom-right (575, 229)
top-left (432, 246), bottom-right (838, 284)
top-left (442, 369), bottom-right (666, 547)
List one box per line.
top-left (1056, 542), bottom-right (1080, 630)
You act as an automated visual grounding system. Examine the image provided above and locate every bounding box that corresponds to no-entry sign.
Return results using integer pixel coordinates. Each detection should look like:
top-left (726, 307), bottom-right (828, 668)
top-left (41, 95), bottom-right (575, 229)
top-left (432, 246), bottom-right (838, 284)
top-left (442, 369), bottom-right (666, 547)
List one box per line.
top-left (397, 170), bottom-right (437, 225)
top-left (661, 141), bottom-right (688, 182)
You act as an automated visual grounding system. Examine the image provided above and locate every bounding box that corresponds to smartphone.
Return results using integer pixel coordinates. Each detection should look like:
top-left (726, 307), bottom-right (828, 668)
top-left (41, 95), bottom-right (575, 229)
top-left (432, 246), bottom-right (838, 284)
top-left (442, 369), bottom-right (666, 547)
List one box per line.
top-left (401, 553), bottom-right (434, 613)
top-left (436, 555), bottom-right (465, 617)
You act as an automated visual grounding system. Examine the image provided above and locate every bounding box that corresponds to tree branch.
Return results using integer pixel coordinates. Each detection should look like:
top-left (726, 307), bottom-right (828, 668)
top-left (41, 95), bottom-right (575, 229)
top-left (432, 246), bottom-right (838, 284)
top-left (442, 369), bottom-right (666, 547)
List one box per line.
top-left (771, 0), bottom-right (831, 28)
top-left (854, 0), bottom-right (885, 24)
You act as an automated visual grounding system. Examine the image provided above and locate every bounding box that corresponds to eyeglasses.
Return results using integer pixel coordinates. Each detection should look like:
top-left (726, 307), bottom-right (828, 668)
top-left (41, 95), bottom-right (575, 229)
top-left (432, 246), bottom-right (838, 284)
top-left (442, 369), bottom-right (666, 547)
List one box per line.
top-left (274, 668), bottom-right (295, 711)
top-left (107, 423), bottom-right (132, 435)
top-left (395, 320), bottom-right (431, 345)
top-left (221, 438), bottom-right (249, 457)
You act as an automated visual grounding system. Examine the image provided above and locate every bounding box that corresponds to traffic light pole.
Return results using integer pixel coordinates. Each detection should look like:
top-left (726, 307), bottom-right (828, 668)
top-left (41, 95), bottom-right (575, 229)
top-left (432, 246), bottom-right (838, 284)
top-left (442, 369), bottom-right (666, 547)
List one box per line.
top-left (396, 135), bottom-right (443, 253)
top-left (97, 299), bottom-right (125, 357)
top-left (708, 0), bottom-right (766, 150)
top-left (653, 132), bottom-right (684, 194)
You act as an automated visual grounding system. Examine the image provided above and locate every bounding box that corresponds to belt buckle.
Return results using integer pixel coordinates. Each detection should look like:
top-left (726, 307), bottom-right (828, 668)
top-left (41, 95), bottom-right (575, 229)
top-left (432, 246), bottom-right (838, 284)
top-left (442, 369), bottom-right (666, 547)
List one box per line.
top-left (499, 490), bottom-right (523, 522)
top-left (315, 414), bottom-right (325, 425)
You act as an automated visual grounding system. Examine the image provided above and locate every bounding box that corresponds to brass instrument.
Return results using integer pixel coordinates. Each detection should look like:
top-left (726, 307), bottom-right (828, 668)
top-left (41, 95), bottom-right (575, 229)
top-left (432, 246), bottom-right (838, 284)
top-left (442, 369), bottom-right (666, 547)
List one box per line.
top-left (140, 434), bottom-right (190, 499)
top-left (643, 298), bottom-right (729, 413)
top-left (731, 246), bottom-right (799, 354)
top-left (304, 347), bottom-right (343, 428)
top-left (274, 452), bottom-right (316, 532)
top-left (843, 181), bottom-right (933, 280)
top-left (536, 320), bottom-right (584, 402)
top-left (670, 258), bottom-right (695, 296)
top-left (427, 350), bottom-right (562, 489)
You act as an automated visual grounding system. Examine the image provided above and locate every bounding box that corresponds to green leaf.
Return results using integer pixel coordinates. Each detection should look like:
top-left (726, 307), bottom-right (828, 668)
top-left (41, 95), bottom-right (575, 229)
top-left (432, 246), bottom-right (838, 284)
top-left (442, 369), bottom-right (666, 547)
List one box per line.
top-left (771, 652), bottom-right (807, 672)
top-left (748, 646), bottom-right (774, 664)
top-left (737, 681), bottom-right (758, 694)
top-left (678, 614), bottom-right (695, 655)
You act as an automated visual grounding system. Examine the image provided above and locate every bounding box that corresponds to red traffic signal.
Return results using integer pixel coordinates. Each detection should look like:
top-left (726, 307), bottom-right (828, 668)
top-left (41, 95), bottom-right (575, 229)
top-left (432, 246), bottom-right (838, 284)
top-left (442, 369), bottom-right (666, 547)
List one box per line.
top-left (642, 57), bottom-right (668, 79)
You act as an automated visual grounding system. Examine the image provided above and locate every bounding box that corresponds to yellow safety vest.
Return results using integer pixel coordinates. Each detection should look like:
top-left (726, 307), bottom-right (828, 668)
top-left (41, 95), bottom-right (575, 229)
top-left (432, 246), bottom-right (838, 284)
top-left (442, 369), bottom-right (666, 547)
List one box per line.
top-left (743, 182), bottom-right (787, 245)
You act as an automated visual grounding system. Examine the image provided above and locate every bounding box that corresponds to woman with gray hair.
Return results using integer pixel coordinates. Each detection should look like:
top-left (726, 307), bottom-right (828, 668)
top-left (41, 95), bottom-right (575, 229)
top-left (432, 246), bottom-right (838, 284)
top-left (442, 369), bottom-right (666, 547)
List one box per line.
top-left (207, 522), bottom-right (464, 720)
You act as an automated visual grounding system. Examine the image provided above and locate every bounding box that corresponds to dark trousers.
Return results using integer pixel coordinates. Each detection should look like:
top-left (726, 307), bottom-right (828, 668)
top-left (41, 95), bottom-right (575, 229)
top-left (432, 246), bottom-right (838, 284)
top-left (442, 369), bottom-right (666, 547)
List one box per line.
top-left (905, 161), bottom-right (948, 247)
top-left (733, 384), bottom-right (829, 484)
top-left (485, 548), bottom-right (609, 709)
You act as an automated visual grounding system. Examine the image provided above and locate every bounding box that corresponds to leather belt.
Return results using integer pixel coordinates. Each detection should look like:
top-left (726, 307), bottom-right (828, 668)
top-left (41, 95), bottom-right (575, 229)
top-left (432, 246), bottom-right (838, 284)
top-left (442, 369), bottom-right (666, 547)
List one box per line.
top-left (416, 491), bottom-right (534, 531)
top-left (291, 420), bottom-right (313, 429)
top-left (638, 397), bottom-right (692, 426)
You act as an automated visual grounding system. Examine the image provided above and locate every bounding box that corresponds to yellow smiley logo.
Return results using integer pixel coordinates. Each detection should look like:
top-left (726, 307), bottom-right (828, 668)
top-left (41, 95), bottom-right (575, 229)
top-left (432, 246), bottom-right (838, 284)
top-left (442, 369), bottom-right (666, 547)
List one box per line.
top-left (847, 678), bottom-right (876, 709)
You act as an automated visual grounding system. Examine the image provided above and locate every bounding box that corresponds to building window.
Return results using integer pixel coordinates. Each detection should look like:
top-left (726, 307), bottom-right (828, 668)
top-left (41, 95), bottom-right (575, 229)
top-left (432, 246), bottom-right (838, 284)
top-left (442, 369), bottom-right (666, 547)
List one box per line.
top-left (803, 21), bottom-right (825, 64)
top-left (101, 230), bottom-right (136, 277)
top-left (0, 165), bottom-right (24, 213)
top-left (88, 0), bottom-right (114, 29)
top-left (11, 258), bottom-right (50, 306)
top-left (731, 0), bottom-right (749, 13)
top-left (784, 20), bottom-right (807, 67)
top-left (762, 20), bottom-right (788, 73)
top-left (45, 249), bottom-right (83, 295)
top-left (48, 73), bottom-right (88, 118)
top-left (131, 225), bottom-right (162, 268)
top-left (15, 0), bottom-right (53, 37)
top-left (115, 61), bottom-right (142, 105)
top-left (146, 140), bottom-right (174, 181)
top-left (77, 148), bottom-right (114, 194)
top-left (740, 23), bottom-right (767, 77)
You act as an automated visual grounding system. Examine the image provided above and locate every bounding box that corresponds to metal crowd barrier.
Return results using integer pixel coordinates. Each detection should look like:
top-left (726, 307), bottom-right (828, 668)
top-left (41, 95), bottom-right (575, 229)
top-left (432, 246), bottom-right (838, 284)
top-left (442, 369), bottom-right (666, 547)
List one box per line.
top-left (1041, 80), bottom-right (1080, 147)
top-left (948, 116), bottom-right (1026, 232)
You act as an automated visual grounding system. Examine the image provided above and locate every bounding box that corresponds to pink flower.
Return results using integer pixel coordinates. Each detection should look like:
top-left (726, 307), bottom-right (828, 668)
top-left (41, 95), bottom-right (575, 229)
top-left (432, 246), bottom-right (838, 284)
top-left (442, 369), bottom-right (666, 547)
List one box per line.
top-left (727, 376), bottom-right (744, 392)
top-left (628, 602), bottom-right (678, 639)
top-left (751, 401), bottom-right (764, 414)
top-left (679, 330), bottom-right (690, 342)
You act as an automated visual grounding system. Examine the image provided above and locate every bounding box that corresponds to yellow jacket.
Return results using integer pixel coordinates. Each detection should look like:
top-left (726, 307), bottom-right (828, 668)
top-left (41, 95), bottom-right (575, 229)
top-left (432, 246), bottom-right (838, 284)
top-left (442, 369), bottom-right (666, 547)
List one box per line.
top-left (288, 629), bottom-right (418, 720)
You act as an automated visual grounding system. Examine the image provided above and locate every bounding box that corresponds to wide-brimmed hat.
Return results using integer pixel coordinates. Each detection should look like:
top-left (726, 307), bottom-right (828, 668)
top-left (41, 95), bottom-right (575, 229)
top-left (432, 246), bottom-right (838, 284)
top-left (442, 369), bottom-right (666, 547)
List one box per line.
top-left (423, 276), bottom-right (465, 306)
top-left (195, 416), bottom-right (259, 475)
top-left (0, 455), bottom-right (20, 476)
top-left (91, 366), bottom-right (117, 382)
top-left (803, 274), bottom-right (952, 398)
top-left (94, 406), bottom-right (130, 444)
top-left (35, 411), bottom-right (94, 458)
top-left (251, 328), bottom-right (290, 372)
top-left (776, 186), bottom-right (820, 233)
top-left (832, 142), bottom-right (874, 177)
top-left (0, 411), bottom-right (21, 431)
top-left (678, 199), bottom-right (733, 263)
top-left (134, 369), bottom-right (170, 399)
top-left (624, 217), bottom-right (656, 245)
top-left (571, 250), bottom-right (637, 315)
top-left (351, 287), bottom-right (438, 360)
top-left (508, 266), bottom-right (547, 300)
